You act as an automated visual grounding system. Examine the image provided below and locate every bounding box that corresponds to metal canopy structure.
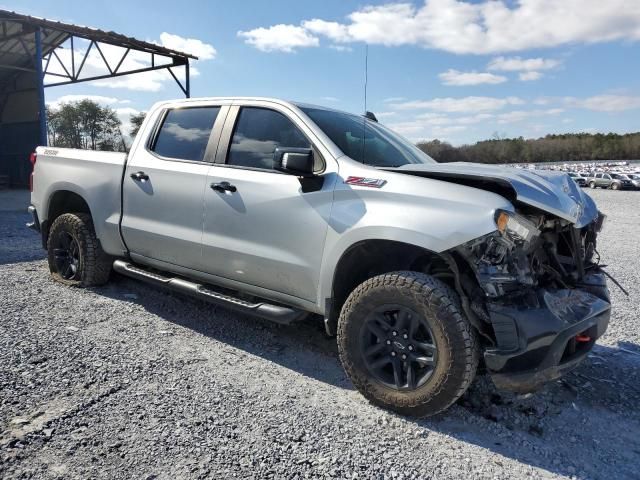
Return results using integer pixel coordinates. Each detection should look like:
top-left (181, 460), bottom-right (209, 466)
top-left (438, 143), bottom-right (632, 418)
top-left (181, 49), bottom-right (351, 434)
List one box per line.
top-left (0, 9), bottom-right (197, 187)
top-left (0, 10), bottom-right (197, 98)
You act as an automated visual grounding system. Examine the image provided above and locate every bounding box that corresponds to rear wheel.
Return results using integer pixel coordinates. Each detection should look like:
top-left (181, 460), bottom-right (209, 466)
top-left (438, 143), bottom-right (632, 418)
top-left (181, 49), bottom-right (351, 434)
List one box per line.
top-left (337, 271), bottom-right (479, 417)
top-left (47, 213), bottom-right (111, 287)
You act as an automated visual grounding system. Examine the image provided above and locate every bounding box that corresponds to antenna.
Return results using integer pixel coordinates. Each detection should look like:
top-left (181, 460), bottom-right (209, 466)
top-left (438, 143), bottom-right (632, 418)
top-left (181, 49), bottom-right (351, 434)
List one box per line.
top-left (361, 44), bottom-right (368, 164)
top-left (364, 43), bottom-right (368, 114)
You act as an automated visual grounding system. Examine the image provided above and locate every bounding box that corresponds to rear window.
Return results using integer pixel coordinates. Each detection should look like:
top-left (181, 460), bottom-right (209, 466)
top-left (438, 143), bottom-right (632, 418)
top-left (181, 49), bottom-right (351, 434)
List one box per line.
top-left (152, 107), bottom-right (220, 161)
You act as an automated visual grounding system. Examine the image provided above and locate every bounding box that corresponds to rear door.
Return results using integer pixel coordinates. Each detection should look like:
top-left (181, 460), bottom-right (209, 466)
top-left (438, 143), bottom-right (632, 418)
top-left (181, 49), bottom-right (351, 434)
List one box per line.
top-left (594, 173), bottom-right (603, 186)
top-left (121, 103), bottom-right (229, 270)
top-left (200, 103), bottom-right (337, 302)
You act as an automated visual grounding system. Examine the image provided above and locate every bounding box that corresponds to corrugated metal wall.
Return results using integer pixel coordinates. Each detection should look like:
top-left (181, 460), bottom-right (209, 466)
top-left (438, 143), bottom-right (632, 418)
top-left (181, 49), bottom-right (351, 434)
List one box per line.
top-left (0, 72), bottom-right (39, 188)
top-left (0, 121), bottom-right (39, 188)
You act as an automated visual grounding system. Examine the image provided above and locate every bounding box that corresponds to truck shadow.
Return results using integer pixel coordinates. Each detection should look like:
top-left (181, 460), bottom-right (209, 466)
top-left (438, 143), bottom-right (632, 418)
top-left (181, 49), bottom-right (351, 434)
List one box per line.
top-left (99, 274), bottom-right (640, 480)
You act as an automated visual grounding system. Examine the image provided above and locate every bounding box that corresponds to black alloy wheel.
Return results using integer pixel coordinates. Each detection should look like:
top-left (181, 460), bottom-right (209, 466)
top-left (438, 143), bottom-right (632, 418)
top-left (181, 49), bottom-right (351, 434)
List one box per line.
top-left (360, 304), bottom-right (438, 391)
top-left (52, 231), bottom-right (81, 280)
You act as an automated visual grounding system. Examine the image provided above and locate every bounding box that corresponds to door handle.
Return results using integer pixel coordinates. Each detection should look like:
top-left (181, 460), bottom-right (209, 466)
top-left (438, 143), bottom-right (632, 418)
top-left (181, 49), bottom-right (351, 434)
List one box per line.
top-left (210, 181), bottom-right (237, 193)
top-left (130, 171), bottom-right (149, 182)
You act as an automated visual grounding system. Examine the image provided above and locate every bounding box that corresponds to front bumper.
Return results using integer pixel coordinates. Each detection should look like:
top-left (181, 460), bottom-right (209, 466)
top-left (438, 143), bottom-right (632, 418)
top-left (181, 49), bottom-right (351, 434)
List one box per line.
top-left (484, 273), bottom-right (610, 393)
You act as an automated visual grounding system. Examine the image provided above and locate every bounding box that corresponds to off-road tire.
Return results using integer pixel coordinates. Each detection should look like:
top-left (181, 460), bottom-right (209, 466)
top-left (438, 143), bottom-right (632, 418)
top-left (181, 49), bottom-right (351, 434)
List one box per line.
top-left (337, 271), bottom-right (479, 417)
top-left (47, 213), bottom-right (111, 287)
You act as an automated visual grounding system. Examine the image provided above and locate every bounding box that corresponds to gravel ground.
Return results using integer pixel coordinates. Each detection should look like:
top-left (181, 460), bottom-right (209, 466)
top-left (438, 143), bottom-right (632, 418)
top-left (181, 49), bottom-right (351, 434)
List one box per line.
top-left (1, 188), bottom-right (639, 480)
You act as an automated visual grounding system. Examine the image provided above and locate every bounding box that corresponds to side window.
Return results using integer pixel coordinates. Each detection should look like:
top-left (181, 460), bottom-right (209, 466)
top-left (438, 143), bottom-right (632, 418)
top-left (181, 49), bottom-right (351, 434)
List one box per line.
top-left (152, 107), bottom-right (220, 161)
top-left (595, 174), bottom-right (602, 178)
top-left (227, 107), bottom-right (310, 170)
top-left (603, 174), bottom-right (611, 180)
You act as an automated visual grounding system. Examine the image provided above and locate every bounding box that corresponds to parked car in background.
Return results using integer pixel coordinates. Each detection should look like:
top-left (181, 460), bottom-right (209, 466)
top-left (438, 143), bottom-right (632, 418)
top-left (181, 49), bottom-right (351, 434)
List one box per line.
top-left (587, 172), bottom-right (635, 190)
top-left (567, 172), bottom-right (587, 187)
top-left (628, 173), bottom-right (640, 190)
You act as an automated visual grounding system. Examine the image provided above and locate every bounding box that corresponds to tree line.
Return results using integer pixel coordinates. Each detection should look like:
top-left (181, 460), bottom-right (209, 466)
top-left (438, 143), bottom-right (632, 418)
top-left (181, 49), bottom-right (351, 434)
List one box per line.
top-left (46, 100), bottom-right (147, 152)
top-left (416, 132), bottom-right (640, 164)
top-left (47, 101), bottom-right (639, 164)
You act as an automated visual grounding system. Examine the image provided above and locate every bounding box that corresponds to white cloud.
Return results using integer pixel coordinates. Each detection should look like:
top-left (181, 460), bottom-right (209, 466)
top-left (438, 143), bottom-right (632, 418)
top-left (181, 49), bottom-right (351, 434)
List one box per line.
top-left (159, 32), bottom-right (216, 60)
top-left (456, 113), bottom-right (495, 124)
top-left (115, 107), bottom-right (141, 139)
top-left (115, 107), bottom-right (139, 116)
top-left (303, 19), bottom-right (350, 42)
top-left (93, 71), bottom-right (168, 92)
top-left (415, 112), bottom-right (454, 125)
top-left (565, 94), bottom-right (640, 111)
top-left (495, 108), bottom-right (563, 124)
top-left (329, 44), bottom-right (353, 52)
top-left (392, 96), bottom-right (524, 113)
top-left (384, 97), bottom-right (406, 103)
top-left (410, 112), bottom-right (496, 126)
top-left (241, 1), bottom-right (640, 54)
top-left (321, 96), bottom-right (340, 102)
top-left (376, 111), bottom-right (397, 119)
top-left (47, 95), bottom-right (131, 109)
top-left (386, 117), bottom-right (468, 141)
top-left (439, 69), bottom-right (507, 86)
top-left (163, 122), bottom-right (211, 141)
top-left (519, 71), bottom-right (543, 81)
top-left (533, 97), bottom-right (553, 105)
top-left (237, 24), bottom-right (319, 52)
top-left (488, 56), bottom-right (561, 71)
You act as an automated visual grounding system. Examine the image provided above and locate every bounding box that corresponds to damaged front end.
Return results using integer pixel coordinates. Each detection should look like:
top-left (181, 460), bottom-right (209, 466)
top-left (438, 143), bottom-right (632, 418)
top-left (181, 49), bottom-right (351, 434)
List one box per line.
top-left (454, 208), bottom-right (611, 393)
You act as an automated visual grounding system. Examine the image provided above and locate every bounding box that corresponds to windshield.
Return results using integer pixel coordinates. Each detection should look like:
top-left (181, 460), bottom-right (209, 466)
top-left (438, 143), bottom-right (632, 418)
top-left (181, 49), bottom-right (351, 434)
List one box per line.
top-left (300, 107), bottom-right (436, 167)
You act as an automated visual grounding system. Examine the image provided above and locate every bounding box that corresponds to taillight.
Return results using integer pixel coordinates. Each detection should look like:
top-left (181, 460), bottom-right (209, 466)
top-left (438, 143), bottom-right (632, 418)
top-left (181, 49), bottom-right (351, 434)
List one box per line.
top-left (29, 152), bottom-right (37, 192)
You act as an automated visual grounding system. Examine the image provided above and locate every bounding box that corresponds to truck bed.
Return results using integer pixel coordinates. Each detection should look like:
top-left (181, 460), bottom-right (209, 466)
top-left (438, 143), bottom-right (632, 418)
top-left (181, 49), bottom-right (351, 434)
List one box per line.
top-left (31, 147), bottom-right (128, 256)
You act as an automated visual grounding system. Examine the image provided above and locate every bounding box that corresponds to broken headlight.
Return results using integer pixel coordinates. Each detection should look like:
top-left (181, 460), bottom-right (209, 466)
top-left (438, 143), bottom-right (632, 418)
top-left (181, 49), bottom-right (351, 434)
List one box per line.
top-left (495, 210), bottom-right (539, 244)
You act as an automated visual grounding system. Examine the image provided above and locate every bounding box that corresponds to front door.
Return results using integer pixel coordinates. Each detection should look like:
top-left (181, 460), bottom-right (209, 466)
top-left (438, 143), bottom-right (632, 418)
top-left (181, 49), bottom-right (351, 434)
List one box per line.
top-left (121, 104), bottom-right (227, 270)
top-left (200, 104), bottom-right (336, 302)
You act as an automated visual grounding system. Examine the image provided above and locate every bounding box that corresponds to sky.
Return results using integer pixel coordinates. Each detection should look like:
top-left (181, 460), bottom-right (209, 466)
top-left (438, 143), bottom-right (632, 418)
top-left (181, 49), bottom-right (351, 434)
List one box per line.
top-left (8, 0), bottom-right (640, 145)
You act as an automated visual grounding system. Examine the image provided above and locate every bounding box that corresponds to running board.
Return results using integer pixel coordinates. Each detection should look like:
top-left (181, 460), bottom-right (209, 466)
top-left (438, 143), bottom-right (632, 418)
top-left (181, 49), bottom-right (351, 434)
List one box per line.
top-left (112, 260), bottom-right (306, 325)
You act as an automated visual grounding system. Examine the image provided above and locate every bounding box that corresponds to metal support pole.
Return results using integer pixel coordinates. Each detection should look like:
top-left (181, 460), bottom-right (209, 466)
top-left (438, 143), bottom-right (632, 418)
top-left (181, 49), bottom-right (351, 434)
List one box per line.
top-left (34, 27), bottom-right (47, 146)
top-left (185, 60), bottom-right (190, 98)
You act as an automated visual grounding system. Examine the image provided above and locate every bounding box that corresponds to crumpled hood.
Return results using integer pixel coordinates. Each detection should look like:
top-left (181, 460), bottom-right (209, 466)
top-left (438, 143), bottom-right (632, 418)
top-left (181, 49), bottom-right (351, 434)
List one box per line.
top-left (387, 162), bottom-right (599, 227)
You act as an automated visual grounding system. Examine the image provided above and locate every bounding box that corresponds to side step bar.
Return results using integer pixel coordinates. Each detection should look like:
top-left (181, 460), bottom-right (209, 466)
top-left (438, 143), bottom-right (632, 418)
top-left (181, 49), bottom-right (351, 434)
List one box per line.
top-left (112, 260), bottom-right (306, 325)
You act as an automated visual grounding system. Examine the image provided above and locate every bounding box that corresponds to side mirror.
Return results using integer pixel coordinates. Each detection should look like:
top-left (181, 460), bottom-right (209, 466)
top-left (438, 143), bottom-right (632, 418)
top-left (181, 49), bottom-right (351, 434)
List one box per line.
top-left (274, 147), bottom-right (314, 177)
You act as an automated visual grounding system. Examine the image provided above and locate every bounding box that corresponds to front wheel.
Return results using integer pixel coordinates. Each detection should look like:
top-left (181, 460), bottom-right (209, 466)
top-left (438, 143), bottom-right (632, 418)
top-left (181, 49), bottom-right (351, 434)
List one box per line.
top-left (47, 213), bottom-right (112, 287)
top-left (589, 181), bottom-right (596, 189)
top-left (611, 182), bottom-right (620, 190)
top-left (337, 272), bottom-right (479, 417)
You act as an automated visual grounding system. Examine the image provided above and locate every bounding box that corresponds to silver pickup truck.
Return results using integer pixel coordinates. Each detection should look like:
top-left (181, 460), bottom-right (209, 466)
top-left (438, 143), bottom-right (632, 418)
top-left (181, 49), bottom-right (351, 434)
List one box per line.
top-left (28, 97), bottom-right (611, 416)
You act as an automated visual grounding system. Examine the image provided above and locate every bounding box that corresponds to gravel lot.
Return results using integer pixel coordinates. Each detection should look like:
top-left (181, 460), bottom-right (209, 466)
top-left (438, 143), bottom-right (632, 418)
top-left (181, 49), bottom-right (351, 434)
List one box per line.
top-left (1, 188), bottom-right (639, 479)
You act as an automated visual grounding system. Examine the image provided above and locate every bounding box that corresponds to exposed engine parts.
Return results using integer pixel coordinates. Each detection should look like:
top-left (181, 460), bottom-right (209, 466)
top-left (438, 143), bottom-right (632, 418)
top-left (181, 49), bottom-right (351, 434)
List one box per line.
top-left (456, 210), bottom-right (604, 300)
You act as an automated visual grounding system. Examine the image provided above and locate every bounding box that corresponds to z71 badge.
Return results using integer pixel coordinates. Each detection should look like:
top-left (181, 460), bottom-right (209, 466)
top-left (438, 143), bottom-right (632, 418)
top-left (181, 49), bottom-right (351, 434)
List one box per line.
top-left (344, 176), bottom-right (387, 188)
